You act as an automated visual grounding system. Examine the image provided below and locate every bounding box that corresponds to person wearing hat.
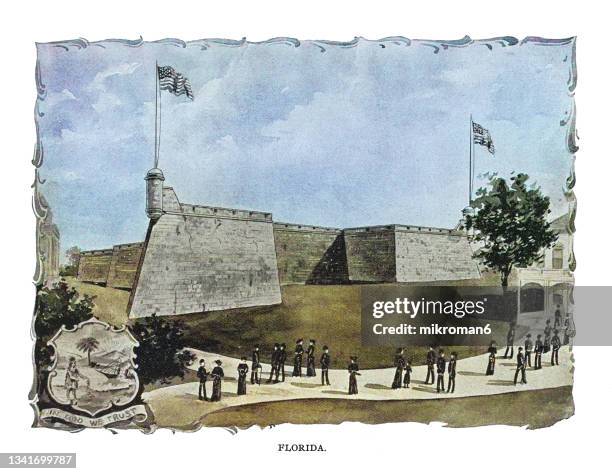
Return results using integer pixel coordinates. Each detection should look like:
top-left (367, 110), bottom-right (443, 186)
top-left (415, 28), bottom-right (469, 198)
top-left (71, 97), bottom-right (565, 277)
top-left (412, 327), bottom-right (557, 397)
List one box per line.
top-left (348, 356), bottom-right (359, 395)
top-left (514, 347), bottom-right (527, 385)
top-left (292, 339), bottom-right (304, 377)
top-left (551, 329), bottom-right (561, 366)
top-left (237, 357), bottom-right (249, 395)
top-left (524, 334), bottom-right (533, 368)
top-left (210, 360), bottom-right (224, 402)
top-left (403, 356), bottom-right (412, 388)
top-left (320, 345), bottom-right (331, 386)
top-left (306, 339), bottom-right (317, 377)
top-left (425, 345), bottom-right (437, 385)
top-left (197, 358), bottom-right (209, 401)
top-left (391, 348), bottom-right (406, 389)
top-left (543, 319), bottom-right (553, 353)
top-left (251, 344), bottom-right (261, 385)
top-left (534, 335), bottom-right (544, 370)
top-left (277, 343), bottom-right (287, 382)
top-left (447, 352), bottom-right (457, 393)
top-left (485, 340), bottom-right (497, 375)
top-left (436, 348), bottom-right (447, 393)
top-left (267, 343), bottom-right (280, 383)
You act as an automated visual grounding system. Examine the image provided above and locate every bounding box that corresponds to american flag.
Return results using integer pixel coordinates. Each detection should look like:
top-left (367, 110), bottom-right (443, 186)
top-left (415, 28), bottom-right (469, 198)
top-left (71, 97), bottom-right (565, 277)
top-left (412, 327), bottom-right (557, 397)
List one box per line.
top-left (157, 65), bottom-right (194, 100)
top-left (472, 121), bottom-right (495, 155)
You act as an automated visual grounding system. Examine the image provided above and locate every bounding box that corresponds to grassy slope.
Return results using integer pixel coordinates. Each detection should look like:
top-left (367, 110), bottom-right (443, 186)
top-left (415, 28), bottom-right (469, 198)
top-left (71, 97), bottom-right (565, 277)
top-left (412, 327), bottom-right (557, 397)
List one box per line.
top-left (66, 277), bottom-right (509, 369)
top-left (198, 386), bottom-right (574, 430)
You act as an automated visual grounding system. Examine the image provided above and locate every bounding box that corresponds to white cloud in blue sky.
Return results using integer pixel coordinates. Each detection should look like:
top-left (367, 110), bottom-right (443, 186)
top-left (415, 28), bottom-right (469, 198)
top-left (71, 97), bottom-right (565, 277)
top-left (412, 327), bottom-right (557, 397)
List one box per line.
top-left (36, 38), bottom-right (575, 258)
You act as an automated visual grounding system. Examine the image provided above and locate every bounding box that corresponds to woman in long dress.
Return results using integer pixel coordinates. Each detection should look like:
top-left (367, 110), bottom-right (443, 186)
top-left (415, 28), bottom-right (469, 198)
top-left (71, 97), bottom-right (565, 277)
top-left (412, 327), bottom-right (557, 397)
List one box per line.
top-left (485, 341), bottom-right (497, 375)
top-left (292, 339), bottom-right (304, 377)
top-left (391, 348), bottom-right (405, 389)
top-left (348, 356), bottom-right (359, 395)
top-left (237, 357), bottom-right (249, 395)
top-left (210, 360), bottom-right (224, 402)
top-left (403, 358), bottom-right (412, 388)
top-left (306, 339), bottom-right (316, 377)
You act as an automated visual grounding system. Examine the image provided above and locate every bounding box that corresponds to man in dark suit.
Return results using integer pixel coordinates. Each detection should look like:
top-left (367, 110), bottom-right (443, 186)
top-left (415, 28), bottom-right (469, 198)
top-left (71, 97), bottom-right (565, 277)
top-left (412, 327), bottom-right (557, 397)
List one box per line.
top-left (276, 343), bottom-right (287, 382)
top-left (447, 352), bottom-right (457, 393)
top-left (197, 359), bottom-right (208, 401)
top-left (436, 349), bottom-right (447, 393)
top-left (514, 347), bottom-right (527, 385)
top-left (534, 334), bottom-right (543, 370)
top-left (524, 334), bottom-right (533, 368)
top-left (267, 343), bottom-right (280, 383)
top-left (425, 345), bottom-right (436, 384)
top-left (320, 345), bottom-right (331, 386)
top-left (251, 344), bottom-right (261, 385)
top-left (551, 330), bottom-right (561, 366)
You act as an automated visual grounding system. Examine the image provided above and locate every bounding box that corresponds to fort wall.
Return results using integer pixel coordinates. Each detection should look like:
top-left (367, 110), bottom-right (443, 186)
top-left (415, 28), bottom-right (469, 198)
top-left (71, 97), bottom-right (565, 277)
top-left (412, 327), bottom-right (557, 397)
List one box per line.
top-left (273, 223), bottom-right (348, 284)
top-left (77, 249), bottom-right (113, 284)
top-left (128, 188), bottom-right (282, 318)
top-left (344, 226), bottom-right (396, 282)
top-left (394, 226), bottom-right (481, 282)
top-left (106, 242), bottom-right (144, 289)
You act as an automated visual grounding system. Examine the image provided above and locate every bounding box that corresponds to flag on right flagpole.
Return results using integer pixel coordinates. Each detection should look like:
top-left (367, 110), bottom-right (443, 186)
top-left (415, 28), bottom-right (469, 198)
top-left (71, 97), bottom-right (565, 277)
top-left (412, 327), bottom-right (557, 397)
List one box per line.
top-left (472, 121), bottom-right (495, 155)
top-left (157, 65), bottom-right (194, 100)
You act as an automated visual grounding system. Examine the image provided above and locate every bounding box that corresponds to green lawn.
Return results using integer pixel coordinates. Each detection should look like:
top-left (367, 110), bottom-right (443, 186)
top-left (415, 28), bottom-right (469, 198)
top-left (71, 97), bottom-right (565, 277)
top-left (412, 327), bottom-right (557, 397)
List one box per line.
top-left (65, 278), bottom-right (509, 369)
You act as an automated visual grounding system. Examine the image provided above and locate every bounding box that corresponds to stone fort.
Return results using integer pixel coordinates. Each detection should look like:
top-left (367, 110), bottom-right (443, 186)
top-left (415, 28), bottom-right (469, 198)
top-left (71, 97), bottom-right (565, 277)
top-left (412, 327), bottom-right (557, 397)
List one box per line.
top-left (76, 169), bottom-right (480, 318)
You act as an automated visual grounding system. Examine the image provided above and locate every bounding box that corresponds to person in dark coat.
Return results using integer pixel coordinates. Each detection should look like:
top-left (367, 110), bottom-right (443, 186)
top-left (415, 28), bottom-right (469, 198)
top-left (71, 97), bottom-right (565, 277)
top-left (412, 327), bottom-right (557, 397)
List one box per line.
top-left (436, 349), bottom-right (447, 393)
top-left (348, 356), bottom-right (359, 395)
top-left (524, 334), bottom-right (533, 367)
top-left (447, 352), bottom-right (457, 393)
top-left (514, 348), bottom-right (527, 385)
top-left (403, 357), bottom-right (412, 388)
top-left (292, 339), bottom-right (304, 377)
top-left (543, 319), bottom-right (553, 353)
top-left (534, 334), bottom-right (543, 370)
top-left (277, 343), bottom-right (287, 382)
top-left (391, 348), bottom-right (406, 389)
top-left (551, 330), bottom-right (561, 366)
top-left (251, 345), bottom-right (261, 385)
top-left (210, 360), bottom-right (224, 402)
top-left (267, 343), bottom-right (280, 383)
top-left (485, 341), bottom-right (497, 375)
top-left (306, 339), bottom-right (316, 377)
top-left (197, 358), bottom-right (209, 401)
top-left (320, 345), bottom-right (331, 386)
top-left (425, 345), bottom-right (436, 384)
top-left (503, 323), bottom-right (515, 359)
top-left (237, 357), bottom-right (249, 395)
top-left (554, 305), bottom-right (563, 329)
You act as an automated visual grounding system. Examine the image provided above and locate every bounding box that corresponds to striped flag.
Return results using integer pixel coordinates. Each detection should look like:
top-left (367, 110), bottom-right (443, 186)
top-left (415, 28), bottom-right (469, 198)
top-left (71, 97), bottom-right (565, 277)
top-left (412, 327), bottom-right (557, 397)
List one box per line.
top-left (472, 121), bottom-right (495, 155)
top-left (157, 65), bottom-right (194, 100)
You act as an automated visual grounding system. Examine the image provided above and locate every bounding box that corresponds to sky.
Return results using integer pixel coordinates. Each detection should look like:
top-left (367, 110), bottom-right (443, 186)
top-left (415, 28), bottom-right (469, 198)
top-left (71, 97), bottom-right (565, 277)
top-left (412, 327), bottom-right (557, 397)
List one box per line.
top-left (35, 37), bottom-right (576, 261)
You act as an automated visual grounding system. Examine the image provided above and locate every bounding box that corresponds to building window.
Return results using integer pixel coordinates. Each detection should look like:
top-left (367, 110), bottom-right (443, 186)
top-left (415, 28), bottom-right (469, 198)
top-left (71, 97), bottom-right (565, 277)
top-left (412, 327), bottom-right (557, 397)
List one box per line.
top-left (552, 245), bottom-right (564, 270)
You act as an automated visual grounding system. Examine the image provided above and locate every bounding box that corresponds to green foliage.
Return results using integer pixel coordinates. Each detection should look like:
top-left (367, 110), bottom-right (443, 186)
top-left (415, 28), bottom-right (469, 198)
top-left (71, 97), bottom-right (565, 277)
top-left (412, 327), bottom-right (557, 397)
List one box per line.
top-left (130, 315), bottom-right (196, 385)
top-left (59, 264), bottom-right (78, 277)
top-left (35, 279), bottom-right (96, 368)
top-left (465, 173), bottom-right (558, 286)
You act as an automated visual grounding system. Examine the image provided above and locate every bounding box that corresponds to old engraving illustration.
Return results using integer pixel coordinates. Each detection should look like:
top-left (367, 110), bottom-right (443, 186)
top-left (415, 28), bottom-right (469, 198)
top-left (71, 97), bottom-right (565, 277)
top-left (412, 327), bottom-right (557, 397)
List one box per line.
top-left (31, 35), bottom-right (576, 431)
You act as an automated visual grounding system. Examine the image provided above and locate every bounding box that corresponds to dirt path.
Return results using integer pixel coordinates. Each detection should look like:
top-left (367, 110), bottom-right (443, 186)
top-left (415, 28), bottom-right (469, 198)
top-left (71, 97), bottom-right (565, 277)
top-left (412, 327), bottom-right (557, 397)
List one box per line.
top-left (143, 347), bottom-right (572, 428)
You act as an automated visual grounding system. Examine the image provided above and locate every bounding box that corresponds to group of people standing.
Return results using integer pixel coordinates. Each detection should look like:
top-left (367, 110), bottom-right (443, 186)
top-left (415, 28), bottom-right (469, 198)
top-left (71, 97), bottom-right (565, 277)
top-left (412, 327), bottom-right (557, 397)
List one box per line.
top-left (497, 318), bottom-right (567, 386)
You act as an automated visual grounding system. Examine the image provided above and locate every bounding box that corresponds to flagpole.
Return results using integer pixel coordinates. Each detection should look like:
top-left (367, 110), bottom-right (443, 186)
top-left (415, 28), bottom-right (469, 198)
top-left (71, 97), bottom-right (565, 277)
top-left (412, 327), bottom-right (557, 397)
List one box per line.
top-left (154, 61), bottom-right (161, 168)
top-left (469, 114), bottom-right (473, 205)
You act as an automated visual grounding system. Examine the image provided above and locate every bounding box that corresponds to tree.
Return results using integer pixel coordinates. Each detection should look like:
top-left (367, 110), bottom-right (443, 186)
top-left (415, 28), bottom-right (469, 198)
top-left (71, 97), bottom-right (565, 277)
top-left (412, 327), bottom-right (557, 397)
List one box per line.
top-left (76, 337), bottom-right (100, 367)
top-left (464, 173), bottom-right (558, 288)
top-left (130, 315), bottom-right (196, 385)
top-left (34, 280), bottom-right (96, 378)
top-left (61, 246), bottom-right (82, 277)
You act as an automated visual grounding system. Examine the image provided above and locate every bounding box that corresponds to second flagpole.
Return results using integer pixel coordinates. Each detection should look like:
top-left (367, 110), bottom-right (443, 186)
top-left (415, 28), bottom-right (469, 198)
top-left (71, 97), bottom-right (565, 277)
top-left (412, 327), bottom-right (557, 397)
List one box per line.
top-left (154, 61), bottom-right (161, 168)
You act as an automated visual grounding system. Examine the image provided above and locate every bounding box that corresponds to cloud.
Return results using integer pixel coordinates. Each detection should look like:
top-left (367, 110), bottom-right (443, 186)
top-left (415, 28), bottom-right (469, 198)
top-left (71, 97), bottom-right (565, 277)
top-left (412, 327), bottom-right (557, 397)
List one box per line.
top-left (89, 62), bottom-right (142, 92)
